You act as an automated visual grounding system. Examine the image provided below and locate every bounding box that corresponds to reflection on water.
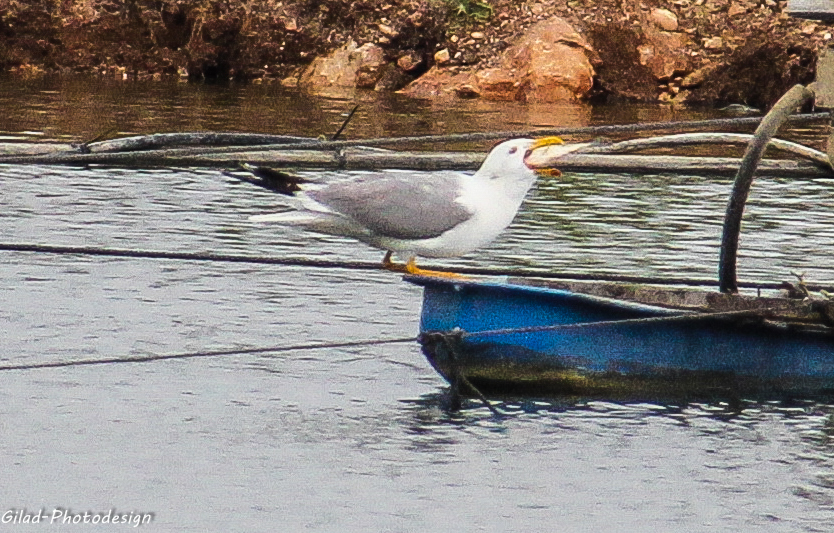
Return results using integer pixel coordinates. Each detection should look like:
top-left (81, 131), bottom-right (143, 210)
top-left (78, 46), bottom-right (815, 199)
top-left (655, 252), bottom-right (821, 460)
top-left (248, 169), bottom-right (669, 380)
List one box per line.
top-left (398, 397), bottom-right (834, 531)
top-left (0, 75), bottom-right (596, 145)
top-left (0, 76), bottom-right (771, 148)
top-left (2, 78), bottom-right (834, 531)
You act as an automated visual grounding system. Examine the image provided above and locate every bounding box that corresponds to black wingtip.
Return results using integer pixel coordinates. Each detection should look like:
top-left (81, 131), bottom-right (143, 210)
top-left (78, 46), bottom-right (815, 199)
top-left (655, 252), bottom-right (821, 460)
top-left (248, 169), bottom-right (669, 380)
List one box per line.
top-left (224, 164), bottom-right (309, 196)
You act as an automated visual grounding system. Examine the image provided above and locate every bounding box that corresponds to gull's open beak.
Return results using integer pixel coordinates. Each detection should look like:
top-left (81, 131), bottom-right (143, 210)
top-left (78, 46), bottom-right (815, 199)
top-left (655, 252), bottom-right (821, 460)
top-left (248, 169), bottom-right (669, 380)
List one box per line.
top-left (530, 136), bottom-right (565, 151)
top-left (525, 136), bottom-right (564, 177)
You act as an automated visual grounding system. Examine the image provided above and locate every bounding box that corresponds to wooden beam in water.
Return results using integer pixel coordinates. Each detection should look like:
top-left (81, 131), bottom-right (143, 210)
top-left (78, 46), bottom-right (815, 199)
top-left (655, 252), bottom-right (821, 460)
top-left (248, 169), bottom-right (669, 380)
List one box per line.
top-left (0, 143), bottom-right (76, 156)
top-left (552, 154), bottom-right (830, 177)
top-left (0, 144), bottom-right (831, 176)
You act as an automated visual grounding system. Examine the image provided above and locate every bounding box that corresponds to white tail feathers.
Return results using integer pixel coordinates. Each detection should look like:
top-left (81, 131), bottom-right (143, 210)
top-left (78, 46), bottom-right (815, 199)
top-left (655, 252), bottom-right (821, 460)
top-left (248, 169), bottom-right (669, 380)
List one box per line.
top-left (249, 212), bottom-right (321, 224)
top-left (249, 210), bottom-right (369, 239)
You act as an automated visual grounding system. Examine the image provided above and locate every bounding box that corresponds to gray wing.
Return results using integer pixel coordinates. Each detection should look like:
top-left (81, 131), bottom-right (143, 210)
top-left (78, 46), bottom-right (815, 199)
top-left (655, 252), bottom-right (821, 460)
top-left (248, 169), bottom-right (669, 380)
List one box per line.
top-left (309, 173), bottom-right (474, 240)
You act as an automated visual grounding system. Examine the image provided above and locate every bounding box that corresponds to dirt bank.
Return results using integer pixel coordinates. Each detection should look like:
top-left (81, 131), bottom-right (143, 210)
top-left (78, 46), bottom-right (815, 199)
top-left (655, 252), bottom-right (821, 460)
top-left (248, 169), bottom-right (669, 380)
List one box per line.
top-left (1, 0), bottom-right (831, 108)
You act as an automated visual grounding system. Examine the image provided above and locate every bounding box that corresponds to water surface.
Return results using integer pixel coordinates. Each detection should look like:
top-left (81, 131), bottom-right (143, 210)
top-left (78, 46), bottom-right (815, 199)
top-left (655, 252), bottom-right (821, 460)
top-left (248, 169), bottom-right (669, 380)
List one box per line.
top-left (1, 77), bottom-right (834, 532)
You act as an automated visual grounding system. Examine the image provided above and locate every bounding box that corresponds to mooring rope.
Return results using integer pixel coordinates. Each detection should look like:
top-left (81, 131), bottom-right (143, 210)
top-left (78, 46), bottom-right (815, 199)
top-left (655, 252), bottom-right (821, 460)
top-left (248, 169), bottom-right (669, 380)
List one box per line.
top-left (4, 241), bottom-right (831, 290)
top-left (0, 336), bottom-right (416, 371)
top-left (0, 242), bottom-right (385, 271)
top-left (80, 113), bottom-right (828, 153)
top-left (434, 330), bottom-right (502, 416)
top-left (83, 113), bottom-right (834, 154)
top-left (417, 306), bottom-right (790, 408)
top-left (235, 113), bottom-right (830, 153)
top-left (450, 308), bottom-right (778, 339)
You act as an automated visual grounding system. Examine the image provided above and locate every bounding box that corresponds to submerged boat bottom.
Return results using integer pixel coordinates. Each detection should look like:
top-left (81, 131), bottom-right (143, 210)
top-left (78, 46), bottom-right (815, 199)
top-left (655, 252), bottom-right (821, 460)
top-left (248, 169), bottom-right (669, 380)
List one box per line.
top-left (420, 336), bottom-right (834, 402)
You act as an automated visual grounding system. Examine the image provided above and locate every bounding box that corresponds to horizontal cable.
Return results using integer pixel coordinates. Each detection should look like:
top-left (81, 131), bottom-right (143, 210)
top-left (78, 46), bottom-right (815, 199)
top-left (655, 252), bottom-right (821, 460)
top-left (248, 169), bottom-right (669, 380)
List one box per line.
top-left (236, 113), bottom-right (831, 152)
top-left (2, 241), bottom-right (831, 290)
top-left (0, 337), bottom-right (416, 371)
top-left (0, 242), bottom-right (384, 270)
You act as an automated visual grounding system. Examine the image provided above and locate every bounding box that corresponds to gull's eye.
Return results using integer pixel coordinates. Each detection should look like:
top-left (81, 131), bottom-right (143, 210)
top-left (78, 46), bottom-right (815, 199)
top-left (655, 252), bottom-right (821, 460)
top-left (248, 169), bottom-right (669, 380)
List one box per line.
top-left (508, 147), bottom-right (518, 155)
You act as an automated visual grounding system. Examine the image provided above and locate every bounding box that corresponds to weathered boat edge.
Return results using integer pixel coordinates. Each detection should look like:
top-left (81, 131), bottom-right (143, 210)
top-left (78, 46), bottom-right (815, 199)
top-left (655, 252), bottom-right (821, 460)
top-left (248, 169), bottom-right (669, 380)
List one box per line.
top-left (420, 333), bottom-right (834, 401)
top-left (406, 275), bottom-right (834, 401)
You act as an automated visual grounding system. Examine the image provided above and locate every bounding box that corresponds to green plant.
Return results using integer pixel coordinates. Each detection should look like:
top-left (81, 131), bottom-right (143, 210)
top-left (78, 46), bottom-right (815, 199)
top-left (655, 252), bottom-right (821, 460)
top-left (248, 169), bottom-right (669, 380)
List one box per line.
top-left (446, 0), bottom-right (493, 21)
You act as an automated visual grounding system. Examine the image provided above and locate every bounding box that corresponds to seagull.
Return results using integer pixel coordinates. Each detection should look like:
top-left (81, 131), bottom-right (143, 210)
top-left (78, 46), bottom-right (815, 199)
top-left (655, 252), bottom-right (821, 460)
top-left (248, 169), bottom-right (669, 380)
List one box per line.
top-left (249, 137), bottom-right (564, 276)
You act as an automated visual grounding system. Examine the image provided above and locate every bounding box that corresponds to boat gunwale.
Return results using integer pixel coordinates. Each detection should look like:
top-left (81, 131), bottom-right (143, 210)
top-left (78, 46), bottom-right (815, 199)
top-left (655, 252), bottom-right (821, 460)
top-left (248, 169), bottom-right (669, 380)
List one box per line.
top-left (405, 274), bottom-right (834, 334)
top-left (404, 274), bottom-right (692, 316)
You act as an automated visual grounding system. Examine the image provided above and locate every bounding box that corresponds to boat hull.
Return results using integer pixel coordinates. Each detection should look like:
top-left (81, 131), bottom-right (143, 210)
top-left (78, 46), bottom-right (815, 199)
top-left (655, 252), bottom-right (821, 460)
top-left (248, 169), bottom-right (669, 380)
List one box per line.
top-left (410, 277), bottom-right (834, 399)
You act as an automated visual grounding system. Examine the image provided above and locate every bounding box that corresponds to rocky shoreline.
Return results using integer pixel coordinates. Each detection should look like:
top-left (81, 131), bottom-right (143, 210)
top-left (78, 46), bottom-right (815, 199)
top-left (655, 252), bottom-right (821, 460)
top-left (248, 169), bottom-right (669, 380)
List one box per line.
top-left (2, 1), bottom-right (831, 109)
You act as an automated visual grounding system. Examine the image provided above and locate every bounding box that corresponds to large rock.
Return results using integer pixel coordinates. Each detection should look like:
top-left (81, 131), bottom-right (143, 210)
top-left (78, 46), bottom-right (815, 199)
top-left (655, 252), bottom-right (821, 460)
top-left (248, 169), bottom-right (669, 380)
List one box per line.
top-left (498, 17), bottom-right (597, 102)
top-left (397, 66), bottom-right (473, 99)
top-left (473, 68), bottom-right (523, 100)
top-left (400, 17), bottom-right (596, 102)
top-left (637, 28), bottom-right (693, 81)
top-left (298, 40), bottom-right (386, 94)
top-left (587, 22), bottom-right (693, 102)
top-left (650, 8), bottom-right (678, 32)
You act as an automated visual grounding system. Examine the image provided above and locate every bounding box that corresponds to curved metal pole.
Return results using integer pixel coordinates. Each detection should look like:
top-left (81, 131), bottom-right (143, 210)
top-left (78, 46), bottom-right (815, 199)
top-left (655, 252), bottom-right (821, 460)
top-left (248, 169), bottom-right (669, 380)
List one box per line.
top-left (718, 85), bottom-right (815, 293)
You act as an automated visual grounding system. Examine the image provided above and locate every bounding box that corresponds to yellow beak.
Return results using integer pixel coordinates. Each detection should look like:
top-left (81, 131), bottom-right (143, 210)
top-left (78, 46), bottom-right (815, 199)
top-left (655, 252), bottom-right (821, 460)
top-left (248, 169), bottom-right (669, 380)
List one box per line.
top-left (529, 136), bottom-right (565, 151)
top-left (526, 136), bottom-right (564, 177)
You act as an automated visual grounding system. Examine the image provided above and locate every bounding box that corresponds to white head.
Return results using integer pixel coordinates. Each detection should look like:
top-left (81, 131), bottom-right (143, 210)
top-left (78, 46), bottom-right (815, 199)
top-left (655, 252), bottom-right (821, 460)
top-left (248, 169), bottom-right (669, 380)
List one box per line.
top-left (477, 138), bottom-right (535, 180)
top-left (475, 137), bottom-right (563, 201)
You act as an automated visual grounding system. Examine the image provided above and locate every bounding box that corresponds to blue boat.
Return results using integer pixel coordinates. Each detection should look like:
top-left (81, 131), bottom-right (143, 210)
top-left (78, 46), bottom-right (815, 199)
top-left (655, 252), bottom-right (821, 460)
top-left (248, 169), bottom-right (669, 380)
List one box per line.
top-left (407, 275), bottom-right (834, 399)
top-left (404, 85), bottom-right (834, 400)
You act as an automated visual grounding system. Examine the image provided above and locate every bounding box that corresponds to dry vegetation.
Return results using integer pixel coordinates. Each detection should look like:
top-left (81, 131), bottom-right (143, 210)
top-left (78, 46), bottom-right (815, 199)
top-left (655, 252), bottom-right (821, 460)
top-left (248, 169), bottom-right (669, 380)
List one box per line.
top-left (0, 0), bottom-right (830, 107)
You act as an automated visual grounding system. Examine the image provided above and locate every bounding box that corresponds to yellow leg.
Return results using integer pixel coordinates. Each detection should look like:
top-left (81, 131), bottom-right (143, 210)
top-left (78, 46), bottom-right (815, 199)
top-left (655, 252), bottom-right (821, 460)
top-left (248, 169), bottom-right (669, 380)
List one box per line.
top-left (404, 257), bottom-right (468, 279)
top-left (381, 251), bottom-right (468, 278)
